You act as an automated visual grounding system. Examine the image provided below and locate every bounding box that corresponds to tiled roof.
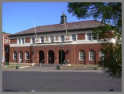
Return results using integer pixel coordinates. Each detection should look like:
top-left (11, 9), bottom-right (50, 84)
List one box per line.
top-left (10, 20), bottom-right (103, 36)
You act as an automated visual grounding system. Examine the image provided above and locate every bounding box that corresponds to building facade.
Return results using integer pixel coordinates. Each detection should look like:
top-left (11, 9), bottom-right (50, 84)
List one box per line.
top-left (2, 32), bottom-right (10, 64)
top-left (9, 14), bottom-right (115, 65)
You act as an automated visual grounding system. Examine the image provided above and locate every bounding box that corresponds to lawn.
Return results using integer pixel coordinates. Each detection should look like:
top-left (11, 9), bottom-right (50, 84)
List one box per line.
top-left (2, 62), bottom-right (32, 69)
top-left (59, 64), bottom-right (103, 70)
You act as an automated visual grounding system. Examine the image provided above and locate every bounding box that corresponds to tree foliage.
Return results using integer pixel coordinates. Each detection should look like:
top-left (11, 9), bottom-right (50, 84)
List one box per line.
top-left (68, 2), bottom-right (122, 79)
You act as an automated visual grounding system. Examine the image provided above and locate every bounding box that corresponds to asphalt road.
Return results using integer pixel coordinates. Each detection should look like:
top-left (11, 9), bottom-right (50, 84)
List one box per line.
top-left (2, 71), bottom-right (122, 92)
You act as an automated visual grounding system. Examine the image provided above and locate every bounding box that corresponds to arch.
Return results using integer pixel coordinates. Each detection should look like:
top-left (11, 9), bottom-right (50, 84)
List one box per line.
top-left (59, 50), bottom-right (65, 64)
top-left (89, 50), bottom-right (96, 61)
top-left (19, 51), bottom-right (23, 62)
top-left (99, 49), bottom-right (105, 61)
top-left (13, 51), bottom-right (17, 60)
top-left (25, 51), bottom-right (29, 60)
top-left (48, 50), bottom-right (54, 64)
top-left (79, 50), bottom-right (85, 61)
top-left (39, 50), bottom-right (44, 63)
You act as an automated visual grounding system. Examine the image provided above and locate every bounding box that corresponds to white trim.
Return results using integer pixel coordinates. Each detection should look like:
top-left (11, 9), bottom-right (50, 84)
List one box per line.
top-left (79, 51), bottom-right (85, 61)
top-left (89, 50), bottom-right (95, 61)
top-left (25, 52), bottom-right (29, 60)
top-left (19, 52), bottom-right (23, 62)
top-left (13, 51), bottom-right (17, 60)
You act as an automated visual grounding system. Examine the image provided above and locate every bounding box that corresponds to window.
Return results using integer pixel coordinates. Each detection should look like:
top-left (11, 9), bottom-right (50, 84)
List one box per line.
top-left (72, 34), bottom-right (76, 41)
top-left (46, 36), bottom-right (49, 41)
top-left (19, 52), bottom-right (23, 62)
top-left (22, 38), bottom-right (24, 44)
top-left (41, 37), bottom-right (44, 43)
top-left (65, 35), bottom-right (70, 40)
top-left (25, 52), bottom-right (29, 60)
top-left (31, 37), bottom-right (35, 43)
top-left (18, 38), bottom-right (21, 44)
top-left (61, 35), bottom-right (64, 42)
top-left (5, 47), bottom-right (8, 52)
top-left (79, 51), bottom-right (85, 60)
top-left (99, 50), bottom-right (105, 61)
top-left (55, 36), bottom-right (59, 41)
top-left (50, 36), bottom-right (54, 43)
top-left (89, 50), bottom-right (95, 61)
top-left (13, 51), bottom-right (17, 60)
top-left (18, 38), bottom-right (25, 44)
top-left (87, 33), bottom-right (94, 40)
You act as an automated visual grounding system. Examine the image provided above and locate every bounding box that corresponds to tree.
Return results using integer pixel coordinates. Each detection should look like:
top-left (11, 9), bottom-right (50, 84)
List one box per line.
top-left (68, 2), bottom-right (122, 79)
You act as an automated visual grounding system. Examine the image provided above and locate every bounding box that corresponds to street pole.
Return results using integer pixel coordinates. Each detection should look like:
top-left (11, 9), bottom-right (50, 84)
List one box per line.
top-left (16, 46), bottom-right (19, 69)
top-left (61, 42), bottom-right (62, 65)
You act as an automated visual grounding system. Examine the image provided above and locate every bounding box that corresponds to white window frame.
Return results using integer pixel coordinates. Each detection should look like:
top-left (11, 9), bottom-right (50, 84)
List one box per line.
top-left (31, 37), bottom-right (35, 44)
top-left (72, 34), bottom-right (77, 41)
top-left (13, 52), bottom-right (17, 60)
top-left (54, 36), bottom-right (60, 42)
top-left (19, 52), bottom-right (23, 62)
top-left (25, 52), bottom-right (29, 60)
top-left (79, 51), bottom-right (85, 60)
top-left (45, 36), bottom-right (50, 43)
top-left (99, 50), bottom-right (105, 61)
top-left (50, 36), bottom-right (54, 43)
top-left (17, 38), bottom-right (25, 44)
top-left (60, 35), bottom-right (64, 42)
top-left (89, 50), bottom-right (95, 61)
top-left (41, 37), bottom-right (44, 43)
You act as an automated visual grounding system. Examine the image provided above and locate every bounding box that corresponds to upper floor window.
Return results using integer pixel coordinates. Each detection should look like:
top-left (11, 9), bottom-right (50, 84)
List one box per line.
top-left (46, 36), bottom-right (49, 42)
top-left (61, 35), bottom-right (64, 42)
top-left (87, 33), bottom-right (93, 40)
top-left (89, 50), bottom-right (95, 61)
top-left (55, 36), bottom-right (59, 41)
top-left (18, 38), bottom-right (21, 44)
top-left (65, 35), bottom-right (70, 40)
top-left (22, 38), bottom-right (24, 44)
top-left (50, 36), bottom-right (54, 43)
top-left (87, 33), bottom-right (97, 40)
top-left (41, 37), bottom-right (44, 43)
top-left (31, 37), bottom-right (35, 43)
top-left (4, 38), bottom-right (10, 44)
top-left (18, 38), bottom-right (25, 44)
top-left (72, 34), bottom-right (76, 41)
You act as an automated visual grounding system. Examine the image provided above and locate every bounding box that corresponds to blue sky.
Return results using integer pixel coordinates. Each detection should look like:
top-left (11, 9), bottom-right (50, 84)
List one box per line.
top-left (2, 2), bottom-right (93, 34)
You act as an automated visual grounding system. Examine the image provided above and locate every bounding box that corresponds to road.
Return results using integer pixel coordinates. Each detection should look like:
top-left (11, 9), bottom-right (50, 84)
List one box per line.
top-left (2, 71), bottom-right (122, 92)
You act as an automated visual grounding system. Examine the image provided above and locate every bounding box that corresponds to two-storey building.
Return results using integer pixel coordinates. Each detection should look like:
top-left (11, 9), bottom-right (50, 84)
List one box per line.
top-left (9, 13), bottom-right (115, 65)
top-left (2, 32), bottom-right (10, 64)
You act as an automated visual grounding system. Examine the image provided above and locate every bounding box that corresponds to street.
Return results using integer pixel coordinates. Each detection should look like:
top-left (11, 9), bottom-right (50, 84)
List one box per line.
top-left (2, 71), bottom-right (122, 92)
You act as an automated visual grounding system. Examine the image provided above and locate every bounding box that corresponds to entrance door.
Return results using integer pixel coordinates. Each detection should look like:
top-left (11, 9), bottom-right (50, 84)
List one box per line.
top-left (39, 50), bottom-right (44, 63)
top-left (59, 50), bottom-right (65, 64)
top-left (48, 50), bottom-right (54, 64)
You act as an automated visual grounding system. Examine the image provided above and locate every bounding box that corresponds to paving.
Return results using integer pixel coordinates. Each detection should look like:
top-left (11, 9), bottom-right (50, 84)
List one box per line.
top-left (2, 71), bottom-right (122, 92)
top-left (2, 64), bottom-right (104, 73)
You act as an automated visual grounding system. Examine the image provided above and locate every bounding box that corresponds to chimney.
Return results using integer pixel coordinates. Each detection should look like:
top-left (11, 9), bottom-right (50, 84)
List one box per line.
top-left (60, 12), bottom-right (67, 24)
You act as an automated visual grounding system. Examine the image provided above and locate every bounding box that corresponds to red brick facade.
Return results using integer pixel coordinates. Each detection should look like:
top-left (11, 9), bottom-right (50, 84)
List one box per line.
top-left (25, 37), bottom-right (30, 43)
top-left (77, 33), bottom-right (85, 40)
top-left (9, 43), bottom-right (102, 65)
top-left (9, 20), bottom-right (106, 65)
top-left (10, 39), bottom-right (17, 44)
top-left (2, 33), bottom-right (10, 63)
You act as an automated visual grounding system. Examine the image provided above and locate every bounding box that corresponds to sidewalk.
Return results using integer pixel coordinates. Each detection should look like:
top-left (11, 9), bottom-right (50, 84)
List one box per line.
top-left (2, 66), bottom-right (104, 73)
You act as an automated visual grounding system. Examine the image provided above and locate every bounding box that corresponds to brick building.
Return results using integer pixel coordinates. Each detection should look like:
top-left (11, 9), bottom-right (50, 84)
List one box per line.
top-left (9, 13), bottom-right (115, 65)
top-left (2, 32), bottom-right (10, 64)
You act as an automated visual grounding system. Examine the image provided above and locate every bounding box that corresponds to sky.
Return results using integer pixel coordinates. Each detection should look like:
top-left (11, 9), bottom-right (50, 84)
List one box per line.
top-left (2, 2), bottom-right (93, 34)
